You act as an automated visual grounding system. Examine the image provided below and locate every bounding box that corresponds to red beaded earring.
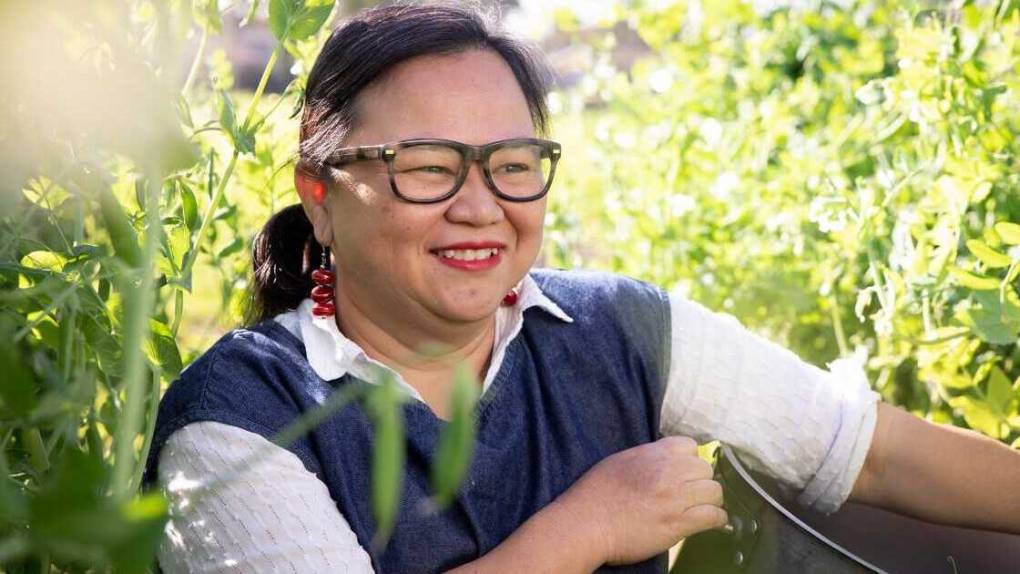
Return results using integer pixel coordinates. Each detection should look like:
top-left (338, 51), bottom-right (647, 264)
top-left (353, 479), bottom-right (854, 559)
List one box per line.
top-left (310, 245), bottom-right (336, 317)
top-left (501, 288), bottom-right (519, 306)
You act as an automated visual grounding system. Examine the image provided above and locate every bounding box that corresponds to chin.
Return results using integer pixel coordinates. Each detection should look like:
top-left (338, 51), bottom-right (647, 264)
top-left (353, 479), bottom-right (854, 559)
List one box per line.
top-left (433, 290), bottom-right (502, 323)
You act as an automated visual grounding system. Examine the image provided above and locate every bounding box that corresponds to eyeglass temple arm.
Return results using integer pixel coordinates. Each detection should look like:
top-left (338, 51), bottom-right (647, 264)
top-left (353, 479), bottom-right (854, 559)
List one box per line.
top-left (325, 145), bottom-right (388, 167)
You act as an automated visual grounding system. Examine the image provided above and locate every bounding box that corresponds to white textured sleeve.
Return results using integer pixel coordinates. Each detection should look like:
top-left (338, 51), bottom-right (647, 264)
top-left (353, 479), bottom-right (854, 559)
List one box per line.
top-left (156, 421), bottom-right (375, 573)
top-left (659, 292), bottom-right (880, 514)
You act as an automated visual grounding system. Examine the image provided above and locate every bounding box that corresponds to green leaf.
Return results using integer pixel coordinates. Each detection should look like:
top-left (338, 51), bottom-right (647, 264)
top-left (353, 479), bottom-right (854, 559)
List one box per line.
top-left (365, 375), bottom-right (405, 549)
top-left (217, 92), bottom-right (255, 155)
top-left (267, 0), bottom-right (291, 40)
top-left (949, 396), bottom-right (1005, 438)
top-left (949, 267), bottom-right (1000, 290)
top-left (956, 290), bottom-right (1020, 345)
top-left (20, 250), bottom-right (66, 273)
top-left (430, 364), bottom-right (479, 509)
top-left (235, 127), bottom-right (256, 155)
top-left (1012, 436), bottom-right (1020, 450)
top-left (269, 0), bottom-right (334, 42)
top-left (974, 290), bottom-right (1020, 321)
top-left (144, 319), bottom-right (182, 379)
top-left (192, 0), bottom-right (223, 32)
top-left (110, 493), bottom-right (170, 574)
top-left (29, 450), bottom-right (168, 572)
top-left (81, 309), bottom-right (122, 378)
top-left (287, 1), bottom-right (334, 41)
top-left (97, 186), bottom-right (142, 268)
top-left (180, 182), bottom-right (199, 232)
top-left (986, 366), bottom-right (1012, 416)
top-left (0, 318), bottom-right (38, 418)
top-left (167, 225), bottom-right (191, 271)
top-left (217, 236), bottom-right (244, 259)
top-left (966, 239), bottom-right (1011, 269)
top-left (217, 91), bottom-right (237, 142)
top-left (212, 203), bottom-right (237, 224)
top-left (995, 222), bottom-right (1020, 245)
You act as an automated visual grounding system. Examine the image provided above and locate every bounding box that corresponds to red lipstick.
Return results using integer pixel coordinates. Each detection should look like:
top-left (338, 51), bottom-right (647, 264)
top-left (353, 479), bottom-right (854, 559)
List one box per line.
top-left (430, 241), bottom-right (505, 271)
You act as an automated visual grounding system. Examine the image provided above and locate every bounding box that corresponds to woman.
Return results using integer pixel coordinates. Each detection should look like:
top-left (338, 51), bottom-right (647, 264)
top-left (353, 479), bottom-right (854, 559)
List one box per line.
top-left (144, 3), bottom-right (1020, 573)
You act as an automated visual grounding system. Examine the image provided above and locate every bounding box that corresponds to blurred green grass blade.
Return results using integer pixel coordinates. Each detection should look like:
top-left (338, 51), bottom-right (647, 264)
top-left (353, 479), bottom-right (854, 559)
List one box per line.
top-left (430, 363), bottom-right (479, 509)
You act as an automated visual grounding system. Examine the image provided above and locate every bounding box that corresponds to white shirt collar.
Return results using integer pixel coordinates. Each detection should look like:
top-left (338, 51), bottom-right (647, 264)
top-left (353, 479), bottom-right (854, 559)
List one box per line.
top-left (274, 272), bottom-right (573, 401)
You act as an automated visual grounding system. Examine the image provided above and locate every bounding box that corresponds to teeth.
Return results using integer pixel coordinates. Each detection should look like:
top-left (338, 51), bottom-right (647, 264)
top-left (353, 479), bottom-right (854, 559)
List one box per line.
top-left (437, 248), bottom-right (499, 261)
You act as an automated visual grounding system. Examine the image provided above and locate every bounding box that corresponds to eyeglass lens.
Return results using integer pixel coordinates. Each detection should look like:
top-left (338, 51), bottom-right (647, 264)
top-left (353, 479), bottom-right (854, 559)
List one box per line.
top-left (391, 142), bottom-right (554, 201)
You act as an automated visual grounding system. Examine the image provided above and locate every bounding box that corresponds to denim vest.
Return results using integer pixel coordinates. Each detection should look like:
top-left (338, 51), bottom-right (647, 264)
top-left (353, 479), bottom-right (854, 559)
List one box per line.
top-left (144, 269), bottom-right (672, 573)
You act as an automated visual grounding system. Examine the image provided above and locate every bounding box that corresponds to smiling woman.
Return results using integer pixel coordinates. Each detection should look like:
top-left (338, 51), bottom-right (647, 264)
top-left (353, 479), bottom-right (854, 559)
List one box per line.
top-left (307, 48), bottom-right (552, 324)
top-left (141, 3), bottom-right (1020, 574)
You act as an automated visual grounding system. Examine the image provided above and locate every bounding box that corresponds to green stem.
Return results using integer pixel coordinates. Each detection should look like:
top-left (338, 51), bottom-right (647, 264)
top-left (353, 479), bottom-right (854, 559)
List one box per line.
top-left (21, 428), bottom-right (49, 474)
top-left (180, 44), bottom-right (281, 282)
top-left (127, 366), bottom-right (162, 496)
top-left (170, 288), bottom-right (184, 337)
top-left (60, 304), bottom-right (76, 385)
top-left (181, 27), bottom-right (208, 96)
top-left (180, 151), bottom-right (238, 282)
top-left (241, 45), bottom-right (280, 131)
top-left (830, 295), bottom-right (848, 357)
top-left (12, 281), bottom-right (78, 343)
top-left (111, 171), bottom-right (162, 502)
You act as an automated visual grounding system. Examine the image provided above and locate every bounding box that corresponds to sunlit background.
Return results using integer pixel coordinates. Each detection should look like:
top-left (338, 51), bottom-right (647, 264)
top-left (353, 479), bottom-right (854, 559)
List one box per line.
top-left (2, 1), bottom-right (1018, 572)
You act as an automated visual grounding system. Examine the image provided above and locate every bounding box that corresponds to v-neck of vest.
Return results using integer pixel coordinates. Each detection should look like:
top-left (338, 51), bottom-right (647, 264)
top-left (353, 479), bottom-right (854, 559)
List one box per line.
top-left (400, 335), bottom-right (525, 427)
top-left (252, 317), bottom-right (525, 428)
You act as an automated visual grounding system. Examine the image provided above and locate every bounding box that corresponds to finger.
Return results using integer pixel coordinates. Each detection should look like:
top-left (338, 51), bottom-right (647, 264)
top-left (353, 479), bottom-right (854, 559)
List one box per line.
top-left (660, 435), bottom-right (699, 454)
top-left (677, 504), bottom-right (729, 538)
top-left (676, 456), bottom-right (714, 482)
top-left (680, 479), bottom-right (724, 510)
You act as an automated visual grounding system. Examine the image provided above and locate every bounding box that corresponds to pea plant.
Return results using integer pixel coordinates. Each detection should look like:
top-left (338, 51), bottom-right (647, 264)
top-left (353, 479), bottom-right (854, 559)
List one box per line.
top-left (546, 0), bottom-right (1020, 442)
top-left (2, 0), bottom-right (1019, 571)
top-left (1, 1), bottom-right (479, 571)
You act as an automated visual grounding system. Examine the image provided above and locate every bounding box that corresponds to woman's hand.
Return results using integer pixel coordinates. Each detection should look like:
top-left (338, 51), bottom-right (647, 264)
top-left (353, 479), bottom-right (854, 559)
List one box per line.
top-left (558, 436), bottom-right (729, 566)
top-left (446, 436), bottom-right (726, 573)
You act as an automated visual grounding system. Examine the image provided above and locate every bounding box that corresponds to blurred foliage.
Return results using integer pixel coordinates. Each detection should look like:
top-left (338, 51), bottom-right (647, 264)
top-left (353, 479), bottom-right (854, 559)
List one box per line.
top-left (1, 0), bottom-right (1018, 571)
top-left (546, 0), bottom-right (1020, 444)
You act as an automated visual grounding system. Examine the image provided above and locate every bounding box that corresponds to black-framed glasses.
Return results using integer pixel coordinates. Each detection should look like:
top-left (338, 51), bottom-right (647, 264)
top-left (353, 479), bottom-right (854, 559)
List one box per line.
top-left (323, 137), bottom-right (562, 204)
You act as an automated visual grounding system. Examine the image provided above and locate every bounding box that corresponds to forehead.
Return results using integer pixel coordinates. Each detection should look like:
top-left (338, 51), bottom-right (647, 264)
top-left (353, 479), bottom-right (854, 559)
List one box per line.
top-left (350, 49), bottom-right (535, 144)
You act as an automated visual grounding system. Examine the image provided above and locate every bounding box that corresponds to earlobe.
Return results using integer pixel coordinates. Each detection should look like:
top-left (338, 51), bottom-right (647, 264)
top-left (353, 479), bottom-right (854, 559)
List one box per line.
top-left (309, 204), bottom-right (333, 246)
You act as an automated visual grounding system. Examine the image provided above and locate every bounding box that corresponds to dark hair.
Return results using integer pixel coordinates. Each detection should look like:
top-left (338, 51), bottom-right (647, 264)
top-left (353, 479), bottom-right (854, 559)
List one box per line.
top-left (245, 1), bottom-right (553, 324)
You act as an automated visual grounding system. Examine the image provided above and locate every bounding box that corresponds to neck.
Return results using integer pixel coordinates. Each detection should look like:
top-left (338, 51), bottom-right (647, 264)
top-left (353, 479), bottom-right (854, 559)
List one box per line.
top-left (334, 281), bottom-right (495, 396)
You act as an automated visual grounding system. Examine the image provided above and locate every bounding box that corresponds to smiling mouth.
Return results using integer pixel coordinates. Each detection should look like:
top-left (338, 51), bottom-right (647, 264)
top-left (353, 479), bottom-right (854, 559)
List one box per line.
top-left (429, 246), bottom-right (503, 270)
top-left (434, 247), bottom-right (500, 261)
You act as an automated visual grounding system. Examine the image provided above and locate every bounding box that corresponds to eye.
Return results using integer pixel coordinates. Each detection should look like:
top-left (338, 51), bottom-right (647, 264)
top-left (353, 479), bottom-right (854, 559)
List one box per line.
top-left (497, 163), bottom-right (531, 174)
top-left (402, 165), bottom-right (456, 175)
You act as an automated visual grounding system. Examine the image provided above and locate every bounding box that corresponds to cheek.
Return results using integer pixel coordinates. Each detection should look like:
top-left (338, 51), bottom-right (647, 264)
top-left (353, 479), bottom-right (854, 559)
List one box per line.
top-left (512, 204), bottom-right (546, 246)
top-left (373, 203), bottom-right (445, 258)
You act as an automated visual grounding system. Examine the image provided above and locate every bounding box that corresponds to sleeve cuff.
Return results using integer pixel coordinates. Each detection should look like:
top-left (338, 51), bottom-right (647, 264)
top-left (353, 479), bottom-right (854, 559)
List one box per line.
top-left (795, 356), bottom-right (881, 514)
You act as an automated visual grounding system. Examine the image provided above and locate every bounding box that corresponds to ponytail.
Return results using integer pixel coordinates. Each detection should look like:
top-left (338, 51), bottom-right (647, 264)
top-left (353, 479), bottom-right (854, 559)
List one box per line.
top-left (245, 203), bottom-right (324, 324)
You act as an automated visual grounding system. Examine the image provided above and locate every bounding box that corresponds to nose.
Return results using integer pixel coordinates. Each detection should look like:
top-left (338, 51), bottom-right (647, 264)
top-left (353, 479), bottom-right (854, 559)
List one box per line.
top-left (444, 161), bottom-right (504, 226)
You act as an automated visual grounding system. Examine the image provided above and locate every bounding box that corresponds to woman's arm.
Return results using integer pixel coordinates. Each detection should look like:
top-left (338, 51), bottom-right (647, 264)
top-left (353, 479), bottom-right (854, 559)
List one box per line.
top-left (448, 436), bottom-right (728, 573)
top-left (851, 402), bottom-right (1020, 534)
top-left (446, 497), bottom-right (603, 574)
top-left (660, 292), bottom-right (880, 513)
top-left (157, 422), bottom-right (375, 573)
top-left (160, 423), bottom-right (724, 574)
